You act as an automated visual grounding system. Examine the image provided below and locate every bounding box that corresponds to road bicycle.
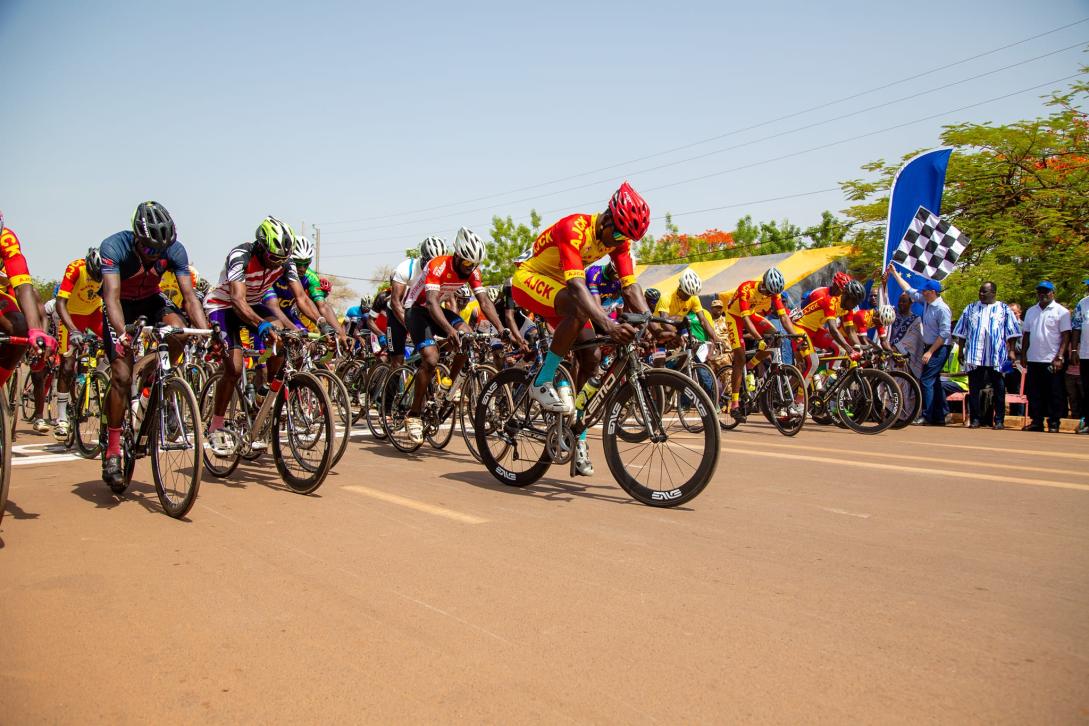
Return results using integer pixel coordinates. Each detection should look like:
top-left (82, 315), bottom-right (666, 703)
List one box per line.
top-left (70, 333), bottom-right (110, 457)
top-left (807, 353), bottom-right (901, 435)
top-left (719, 332), bottom-right (808, 436)
top-left (0, 333), bottom-right (32, 526)
top-left (474, 312), bottom-right (719, 507)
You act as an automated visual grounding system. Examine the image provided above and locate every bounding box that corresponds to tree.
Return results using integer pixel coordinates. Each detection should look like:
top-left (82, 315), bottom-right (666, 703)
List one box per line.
top-left (321, 274), bottom-right (359, 312)
top-left (840, 68), bottom-right (1088, 313)
top-left (483, 209), bottom-right (541, 285)
top-left (32, 276), bottom-right (59, 303)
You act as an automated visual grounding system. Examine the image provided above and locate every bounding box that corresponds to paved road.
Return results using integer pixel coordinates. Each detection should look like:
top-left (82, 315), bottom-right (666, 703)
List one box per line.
top-left (2, 421), bottom-right (1087, 723)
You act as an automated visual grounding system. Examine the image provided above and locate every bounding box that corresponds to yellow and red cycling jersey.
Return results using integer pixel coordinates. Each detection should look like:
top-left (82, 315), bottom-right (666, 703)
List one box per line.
top-left (792, 287), bottom-right (853, 333)
top-left (848, 308), bottom-right (886, 338)
top-left (57, 258), bottom-right (103, 316)
top-left (721, 279), bottom-right (787, 319)
top-left (0, 227), bottom-right (32, 314)
top-left (159, 265), bottom-right (199, 308)
top-left (518, 213), bottom-right (636, 285)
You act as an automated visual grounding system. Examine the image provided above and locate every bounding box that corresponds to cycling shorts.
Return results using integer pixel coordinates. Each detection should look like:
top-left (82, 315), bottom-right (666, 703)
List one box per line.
top-left (386, 313), bottom-right (409, 356)
top-left (724, 313), bottom-right (774, 350)
top-left (60, 312), bottom-right (104, 354)
top-left (102, 294), bottom-right (183, 362)
top-left (406, 305), bottom-right (465, 352)
top-left (511, 267), bottom-right (594, 330)
top-left (0, 289), bottom-right (19, 316)
top-left (207, 303), bottom-right (277, 351)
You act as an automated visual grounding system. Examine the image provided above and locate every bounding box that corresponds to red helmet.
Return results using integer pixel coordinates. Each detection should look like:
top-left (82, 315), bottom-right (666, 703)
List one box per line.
top-left (832, 271), bottom-right (852, 290)
top-left (608, 181), bottom-right (650, 241)
top-left (319, 277), bottom-right (332, 293)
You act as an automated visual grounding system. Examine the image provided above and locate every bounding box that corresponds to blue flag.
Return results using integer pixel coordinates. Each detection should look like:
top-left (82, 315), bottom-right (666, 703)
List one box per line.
top-left (884, 148), bottom-right (952, 312)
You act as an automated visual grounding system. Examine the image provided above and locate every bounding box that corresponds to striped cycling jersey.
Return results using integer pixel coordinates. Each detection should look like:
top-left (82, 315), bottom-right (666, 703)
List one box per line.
top-left (204, 242), bottom-right (299, 313)
top-left (391, 257), bottom-right (426, 308)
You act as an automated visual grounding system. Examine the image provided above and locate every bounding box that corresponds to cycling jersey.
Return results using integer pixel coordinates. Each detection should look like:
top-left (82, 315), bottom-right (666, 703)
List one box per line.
top-left (265, 266), bottom-right (325, 311)
top-left (159, 266), bottom-right (199, 308)
top-left (518, 213), bottom-right (636, 285)
top-left (404, 255), bottom-right (484, 308)
top-left (99, 231), bottom-right (191, 301)
top-left (0, 226), bottom-right (32, 290)
top-left (459, 299), bottom-right (480, 325)
top-left (724, 280), bottom-right (787, 319)
top-left (204, 242), bottom-right (299, 313)
top-left (655, 289), bottom-right (704, 318)
top-left (848, 308), bottom-right (887, 338)
top-left (791, 287), bottom-right (852, 332)
top-left (344, 305), bottom-right (366, 321)
top-left (57, 258), bottom-right (103, 316)
top-left (586, 264), bottom-right (622, 299)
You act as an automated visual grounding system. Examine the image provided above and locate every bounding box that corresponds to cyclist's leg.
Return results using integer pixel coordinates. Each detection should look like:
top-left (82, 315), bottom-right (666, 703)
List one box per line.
top-left (405, 307), bottom-right (438, 417)
top-left (0, 296), bottom-right (28, 388)
top-left (439, 309), bottom-right (472, 384)
top-left (387, 313), bottom-right (408, 368)
top-left (207, 309), bottom-right (246, 425)
top-left (511, 268), bottom-right (582, 411)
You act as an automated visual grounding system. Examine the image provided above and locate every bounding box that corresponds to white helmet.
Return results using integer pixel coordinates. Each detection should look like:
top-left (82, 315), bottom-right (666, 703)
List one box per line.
top-left (761, 267), bottom-right (785, 295)
top-left (420, 236), bottom-right (446, 261)
top-left (678, 269), bottom-right (702, 296)
top-left (456, 284), bottom-right (471, 299)
top-left (359, 293), bottom-right (374, 310)
top-left (453, 227), bottom-right (486, 266)
top-left (292, 235), bottom-right (315, 264)
top-left (878, 304), bottom-right (896, 327)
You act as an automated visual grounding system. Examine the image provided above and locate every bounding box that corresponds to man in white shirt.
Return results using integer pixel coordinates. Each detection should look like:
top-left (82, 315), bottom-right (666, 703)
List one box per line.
top-left (1021, 280), bottom-right (1071, 432)
top-left (1070, 276), bottom-right (1089, 434)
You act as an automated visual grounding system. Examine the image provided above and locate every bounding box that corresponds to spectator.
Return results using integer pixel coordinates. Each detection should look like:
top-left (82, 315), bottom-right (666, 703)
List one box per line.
top-left (1021, 281), bottom-right (1071, 432)
top-left (889, 291), bottom-right (924, 378)
top-left (708, 299), bottom-right (734, 408)
top-left (952, 281), bottom-right (1021, 429)
top-left (1071, 277), bottom-right (1089, 434)
top-left (886, 265), bottom-right (952, 425)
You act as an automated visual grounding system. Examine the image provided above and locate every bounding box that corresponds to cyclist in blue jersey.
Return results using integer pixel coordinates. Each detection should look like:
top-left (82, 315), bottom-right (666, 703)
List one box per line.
top-left (262, 235), bottom-right (347, 341)
top-left (99, 201), bottom-right (211, 488)
top-left (586, 261), bottom-right (623, 305)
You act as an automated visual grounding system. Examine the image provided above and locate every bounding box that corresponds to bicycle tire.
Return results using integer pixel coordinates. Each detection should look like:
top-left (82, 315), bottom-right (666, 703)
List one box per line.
top-left (117, 414), bottom-right (136, 494)
top-left (0, 404), bottom-right (10, 526)
top-left (836, 369), bottom-right (898, 435)
top-left (310, 369), bottom-right (351, 467)
top-left (763, 364), bottom-right (807, 437)
top-left (459, 364), bottom-right (497, 462)
top-left (381, 364), bottom-right (423, 453)
top-left (474, 366), bottom-right (551, 487)
top-left (425, 364), bottom-right (457, 450)
top-left (75, 370), bottom-right (109, 459)
top-left (887, 370), bottom-right (922, 430)
top-left (149, 376), bottom-right (202, 518)
top-left (677, 362), bottom-right (718, 433)
top-left (19, 373), bottom-right (35, 423)
top-left (197, 371), bottom-right (246, 478)
top-left (602, 368), bottom-right (719, 507)
top-left (273, 372), bottom-right (334, 494)
top-left (364, 363), bottom-right (390, 441)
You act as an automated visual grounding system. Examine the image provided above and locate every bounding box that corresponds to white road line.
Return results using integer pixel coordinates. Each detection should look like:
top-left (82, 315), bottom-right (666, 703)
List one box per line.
top-left (923, 441), bottom-right (1089, 461)
top-left (343, 485), bottom-right (489, 524)
top-left (818, 506), bottom-right (872, 519)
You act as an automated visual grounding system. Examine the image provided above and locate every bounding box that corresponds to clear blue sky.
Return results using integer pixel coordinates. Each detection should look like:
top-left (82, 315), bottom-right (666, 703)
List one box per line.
top-left (2, 0), bottom-right (1086, 294)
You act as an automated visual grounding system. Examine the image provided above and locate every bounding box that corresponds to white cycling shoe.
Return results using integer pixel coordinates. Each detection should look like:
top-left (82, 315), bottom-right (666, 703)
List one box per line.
top-left (208, 429), bottom-right (237, 457)
top-left (530, 382), bottom-right (571, 414)
top-left (574, 439), bottom-right (594, 476)
top-left (406, 416), bottom-right (424, 444)
top-left (52, 420), bottom-right (70, 441)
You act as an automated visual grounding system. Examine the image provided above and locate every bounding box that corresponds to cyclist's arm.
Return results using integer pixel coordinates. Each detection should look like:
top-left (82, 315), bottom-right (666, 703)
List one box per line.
top-left (55, 296), bottom-right (80, 338)
top-left (566, 276), bottom-right (613, 331)
top-left (476, 292), bottom-right (507, 336)
top-left (285, 278), bottom-right (324, 326)
top-left (264, 292), bottom-right (300, 329)
top-left (389, 280), bottom-right (408, 326)
top-left (230, 280), bottom-right (268, 328)
top-left (363, 315), bottom-right (382, 338)
top-left (175, 269), bottom-right (210, 329)
top-left (426, 294), bottom-right (461, 338)
top-left (824, 317), bottom-right (851, 351)
top-left (101, 274), bottom-right (127, 338)
top-left (697, 308), bottom-right (722, 345)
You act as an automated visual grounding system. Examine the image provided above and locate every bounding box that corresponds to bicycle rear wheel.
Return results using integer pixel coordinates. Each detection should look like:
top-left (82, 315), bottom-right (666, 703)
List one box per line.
top-left (150, 377), bottom-right (202, 518)
top-left (887, 370), bottom-right (921, 429)
top-left (364, 363), bottom-right (390, 441)
top-left (197, 372), bottom-right (247, 478)
top-left (426, 364), bottom-right (457, 450)
top-left (459, 364), bottom-right (497, 462)
top-left (75, 370), bottom-right (109, 459)
top-left (677, 362), bottom-right (718, 433)
top-left (474, 367), bottom-right (551, 486)
top-left (762, 364), bottom-right (807, 437)
top-left (311, 369), bottom-right (351, 467)
top-left (273, 372), bottom-right (334, 494)
top-left (602, 368), bottom-right (719, 507)
top-left (835, 369), bottom-right (898, 435)
top-left (381, 365), bottom-right (424, 453)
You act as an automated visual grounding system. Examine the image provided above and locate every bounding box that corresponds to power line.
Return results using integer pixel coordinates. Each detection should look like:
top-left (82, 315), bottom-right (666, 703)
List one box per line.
top-left (318, 72), bottom-right (1081, 261)
top-left (314, 18), bottom-right (1089, 227)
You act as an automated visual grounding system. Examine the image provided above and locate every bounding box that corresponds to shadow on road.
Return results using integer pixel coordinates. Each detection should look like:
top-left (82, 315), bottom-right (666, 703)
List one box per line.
top-left (441, 468), bottom-right (682, 509)
top-left (70, 478), bottom-right (192, 520)
top-left (200, 461), bottom-right (324, 498)
top-left (4, 498), bottom-right (40, 520)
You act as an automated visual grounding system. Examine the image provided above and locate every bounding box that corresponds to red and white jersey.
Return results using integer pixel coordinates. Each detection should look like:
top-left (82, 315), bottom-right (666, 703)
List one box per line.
top-left (204, 242), bottom-right (299, 313)
top-left (404, 255), bottom-right (485, 308)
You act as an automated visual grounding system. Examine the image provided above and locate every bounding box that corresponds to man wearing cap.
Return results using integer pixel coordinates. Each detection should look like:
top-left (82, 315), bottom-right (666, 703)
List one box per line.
top-left (1021, 281), bottom-right (1071, 432)
top-left (1069, 277), bottom-right (1089, 434)
top-left (886, 264), bottom-right (953, 425)
top-left (708, 298), bottom-right (733, 408)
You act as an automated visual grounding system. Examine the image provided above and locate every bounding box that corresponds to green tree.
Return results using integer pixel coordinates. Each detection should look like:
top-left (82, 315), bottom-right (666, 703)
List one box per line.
top-left (32, 276), bottom-right (59, 304)
top-left (483, 209), bottom-right (541, 285)
top-left (841, 68), bottom-right (1088, 313)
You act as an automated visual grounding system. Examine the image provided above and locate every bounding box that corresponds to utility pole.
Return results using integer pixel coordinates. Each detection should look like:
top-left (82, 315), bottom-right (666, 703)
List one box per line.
top-left (314, 225), bottom-right (321, 271)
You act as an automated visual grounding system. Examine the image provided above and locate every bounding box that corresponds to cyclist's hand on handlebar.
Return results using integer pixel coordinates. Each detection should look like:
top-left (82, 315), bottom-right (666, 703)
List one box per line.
top-left (652, 324), bottom-right (675, 343)
top-left (607, 320), bottom-right (637, 345)
top-left (448, 328), bottom-right (462, 349)
top-left (115, 331), bottom-right (133, 358)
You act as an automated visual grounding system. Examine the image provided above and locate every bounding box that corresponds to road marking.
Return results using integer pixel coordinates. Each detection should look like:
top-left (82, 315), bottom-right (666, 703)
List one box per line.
top-left (818, 506), bottom-right (871, 519)
top-left (923, 441), bottom-right (1089, 461)
top-left (13, 453), bottom-right (82, 466)
top-left (749, 440), bottom-right (1089, 479)
top-left (723, 448), bottom-right (1089, 493)
top-left (343, 485), bottom-right (489, 524)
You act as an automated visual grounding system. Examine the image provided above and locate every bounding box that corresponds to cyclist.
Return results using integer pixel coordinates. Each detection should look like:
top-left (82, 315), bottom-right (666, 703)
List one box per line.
top-left (403, 227), bottom-right (509, 444)
top-left (719, 267), bottom-right (796, 421)
top-left (586, 261), bottom-right (622, 306)
top-left (99, 201), bottom-right (210, 488)
top-left (263, 235), bottom-right (348, 341)
top-left (790, 278), bottom-right (865, 387)
top-left (456, 285), bottom-right (481, 327)
top-left (204, 216), bottom-right (330, 453)
top-left (52, 248), bottom-right (105, 441)
top-left (159, 265), bottom-right (199, 311)
top-left (0, 212), bottom-right (57, 394)
top-left (511, 182), bottom-right (666, 476)
top-left (342, 294), bottom-right (384, 352)
top-left (388, 236), bottom-right (446, 367)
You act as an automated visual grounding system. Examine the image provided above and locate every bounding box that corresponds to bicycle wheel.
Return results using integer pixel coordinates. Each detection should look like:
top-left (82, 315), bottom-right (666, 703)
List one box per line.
top-left (0, 404), bottom-right (10, 526)
top-left (198, 371), bottom-right (246, 478)
top-left (364, 362), bottom-right (390, 441)
top-left (676, 362), bottom-right (718, 433)
top-left (459, 364), bottom-right (497, 462)
top-left (338, 360), bottom-right (367, 424)
top-left (149, 377), bottom-right (202, 518)
top-left (860, 368), bottom-right (902, 433)
top-left (19, 373), bottom-right (35, 422)
top-left (311, 369), bottom-right (351, 467)
top-left (74, 370), bottom-right (109, 459)
top-left (887, 370), bottom-right (922, 430)
top-left (834, 369), bottom-right (896, 435)
top-left (602, 368), bottom-right (719, 507)
top-left (426, 364), bottom-right (457, 450)
top-left (474, 367), bottom-right (551, 486)
top-left (113, 414), bottom-right (136, 494)
top-left (762, 364), bottom-right (807, 437)
top-left (381, 364), bottom-right (423, 453)
top-left (272, 372), bottom-right (333, 494)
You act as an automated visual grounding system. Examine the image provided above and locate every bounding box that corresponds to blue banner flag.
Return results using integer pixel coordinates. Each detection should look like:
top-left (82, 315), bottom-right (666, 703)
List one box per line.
top-left (883, 148), bottom-right (952, 309)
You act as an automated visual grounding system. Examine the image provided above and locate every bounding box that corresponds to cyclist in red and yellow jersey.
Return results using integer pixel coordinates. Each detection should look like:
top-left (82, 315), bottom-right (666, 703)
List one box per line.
top-left (0, 212), bottom-right (58, 389)
top-left (790, 276), bottom-right (865, 385)
top-left (512, 182), bottom-right (669, 475)
top-left (718, 267), bottom-right (799, 421)
top-left (52, 249), bottom-right (106, 440)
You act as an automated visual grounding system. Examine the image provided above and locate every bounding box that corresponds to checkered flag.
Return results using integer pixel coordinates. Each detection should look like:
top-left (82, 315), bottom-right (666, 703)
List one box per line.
top-left (890, 206), bottom-right (969, 281)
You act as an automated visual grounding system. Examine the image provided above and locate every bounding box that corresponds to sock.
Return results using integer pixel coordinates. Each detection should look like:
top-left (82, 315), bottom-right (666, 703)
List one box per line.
top-left (210, 415), bottom-right (225, 432)
top-left (0, 367), bottom-right (12, 388)
top-left (534, 351), bottom-right (563, 387)
top-left (106, 427), bottom-right (122, 458)
top-left (731, 393), bottom-right (740, 404)
top-left (579, 428), bottom-right (588, 442)
top-left (56, 393), bottom-right (70, 422)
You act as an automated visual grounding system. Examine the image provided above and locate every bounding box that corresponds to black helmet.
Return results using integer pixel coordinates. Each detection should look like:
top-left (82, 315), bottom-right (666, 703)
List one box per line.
top-left (844, 280), bottom-right (866, 302)
top-left (85, 247), bottom-right (103, 281)
top-left (644, 287), bottom-right (661, 308)
top-left (132, 201), bottom-right (177, 251)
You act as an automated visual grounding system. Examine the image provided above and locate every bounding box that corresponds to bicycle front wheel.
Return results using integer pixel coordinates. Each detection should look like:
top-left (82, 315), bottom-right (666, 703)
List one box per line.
top-left (762, 364), bottom-right (807, 437)
top-left (676, 362), bottom-right (718, 433)
top-left (602, 368), bottom-right (719, 507)
top-left (75, 370), bottom-right (109, 459)
top-left (474, 367), bottom-right (551, 486)
top-left (150, 377), bottom-right (203, 518)
top-left (381, 365), bottom-right (423, 453)
top-left (311, 369), bottom-right (351, 467)
top-left (272, 372), bottom-right (334, 494)
top-left (364, 363), bottom-right (390, 441)
top-left (887, 370), bottom-right (921, 429)
top-left (197, 372), bottom-right (247, 478)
